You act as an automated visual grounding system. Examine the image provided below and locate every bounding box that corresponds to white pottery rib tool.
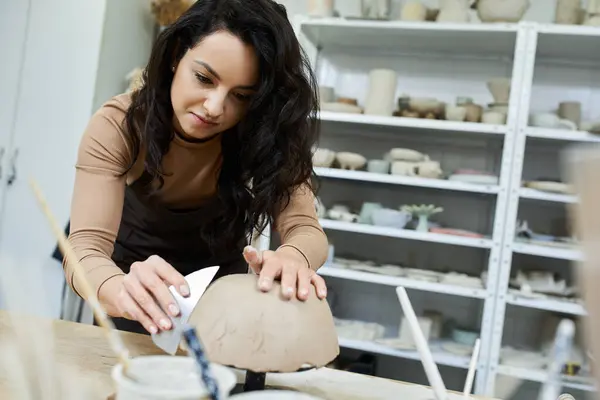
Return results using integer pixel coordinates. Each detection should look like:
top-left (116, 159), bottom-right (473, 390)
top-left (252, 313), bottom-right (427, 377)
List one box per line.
top-left (151, 266), bottom-right (220, 355)
top-left (396, 286), bottom-right (447, 400)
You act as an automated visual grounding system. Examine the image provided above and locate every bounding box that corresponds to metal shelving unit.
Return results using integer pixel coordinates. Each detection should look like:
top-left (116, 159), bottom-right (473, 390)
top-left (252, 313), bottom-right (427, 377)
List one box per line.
top-left (253, 16), bottom-right (600, 398)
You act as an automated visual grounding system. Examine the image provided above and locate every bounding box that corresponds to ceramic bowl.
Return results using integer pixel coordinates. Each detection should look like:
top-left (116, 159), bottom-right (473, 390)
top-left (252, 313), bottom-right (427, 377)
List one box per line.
top-left (312, 148), bottom-right (336, 168)
top-left (336, 152), bottom-right (367, 170)
top-left (371, 209), bottom-right (411, 229)
top-left (409, 97), bottom-right (442, 114)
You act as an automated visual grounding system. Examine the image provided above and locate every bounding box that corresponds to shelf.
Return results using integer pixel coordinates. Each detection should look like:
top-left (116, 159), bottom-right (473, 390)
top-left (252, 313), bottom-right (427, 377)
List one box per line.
top-left (320, 219), bottom-right (493, 249)
top-left (315, 167), bottom-right (500, 195)
top-left (299, 18), bottom-right (518, 56)
top-left (526, 127), bottom-right (600, 143)
top-left (497, 364), bottom-right (596, 392)
top-left (338, 338), bottom-right (471, 369)
top-left (519, 188), bottom-right (577, 204)
top-left (506, 291), bottom-right (586, 316)
top-left (511, 242), bottom-right (582, 261)
top-left (318, 111), bottom-right (507, 135)
top-left (535, 23), bottom-right (600, 64)
top-left (320, 265), bottom-right (487, 299)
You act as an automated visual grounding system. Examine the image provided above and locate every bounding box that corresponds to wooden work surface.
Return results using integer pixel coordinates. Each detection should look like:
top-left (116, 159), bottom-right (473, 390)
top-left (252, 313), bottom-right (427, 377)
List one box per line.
top-left (0, 311), bottom-right (498, 399)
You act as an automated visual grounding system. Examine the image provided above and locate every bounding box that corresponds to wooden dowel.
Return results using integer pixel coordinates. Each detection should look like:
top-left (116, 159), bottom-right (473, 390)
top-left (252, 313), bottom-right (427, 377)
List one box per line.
top-left (463, 338), bottom-right (480, 396)
top-left (29, 179), bottom-right (130, 370)
top-left (396, 286), bottom-right (447, 400)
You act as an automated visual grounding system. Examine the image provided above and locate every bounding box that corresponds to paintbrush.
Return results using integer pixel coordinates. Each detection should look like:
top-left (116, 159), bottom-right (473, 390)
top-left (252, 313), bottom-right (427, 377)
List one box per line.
top-left (182, 324), bottom-right (220, 400)
top-left (29, 178), bottom-right (131, 372)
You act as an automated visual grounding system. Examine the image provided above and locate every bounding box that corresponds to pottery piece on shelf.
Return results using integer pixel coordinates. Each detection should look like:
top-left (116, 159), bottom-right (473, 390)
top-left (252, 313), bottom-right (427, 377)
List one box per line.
top-left (321, 102), bottom-right (363, 114)
top-left (482, 111), bottom-right (506, 125)
top-left (464, 102), bottom-right (483, 123)
top-left (337, 97), bottom-right (359, 106)
top-left (445, 105), bottom-right (467, 122)
top-left (327, 206), bottom-right (359, 223)
top-left (488, 102), bottom-right (509, 115)
top-left (318, 86), bottom-right (335, 103)
top-left (401, 204), bottom-right (443, 232)
top-left (364, 69), bottom-right (398, 116)
top-left (400, 1), bottom-right (427, 21)
top-left (416, 160), bottom-right (443, 179)
top-left (361, 0), bottom-right (391, 20)
top-left (558, 101), bottom-right (582, 127)
top-left (371, 208), bottom-right (412, 229)
top-left (188, 274), bottom-right (340, 373)
top-left (425, 8), bottom-right (441, 21)
top-left (523, 180), bottom-right (572, 194)
top-left (358, 202), bottom-right (383, 224)
top-left (367, 159), bottom-right (391, 174)
top-left (391, 161), bottom-right (419, 176)
top-left (409, 97), bottom-right (443, 116)
top-left (487, 77), bottom-right (511, 103)
top-left (388, 148), bottom-right (428, 162)
top-left (429, 227), bottom-right (484, 238)
top-left (448, 172), bottom-right (499, 185)
top-left (451, 329), bottom-right (478, 346)
top-left (554, 0), bottom-right (583, 24)
top-left (308, 0), bottom-right (335, 17)
top-left (312, 148), bottom-right (336, 168)
top-left (530, 112), bottom-right (577, 130)
top-left (398, 316), bottom-right (432, 347)
top-left (437, 0), bottom-right (471, 22)
top-left (473, 0), bottom-right (530, 23)
top-left (336, 152), bottom-right (367, 170)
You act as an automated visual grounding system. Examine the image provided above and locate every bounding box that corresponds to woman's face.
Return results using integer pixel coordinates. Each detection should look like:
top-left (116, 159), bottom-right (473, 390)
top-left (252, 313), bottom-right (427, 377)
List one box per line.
top-left (171, 30), bottom-right (259, 140)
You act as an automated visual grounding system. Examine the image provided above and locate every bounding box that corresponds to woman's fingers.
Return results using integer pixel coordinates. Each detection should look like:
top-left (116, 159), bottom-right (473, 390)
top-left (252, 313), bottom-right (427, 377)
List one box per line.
top-left (124, 265), bottom-right (172, 331)
top-left (147, 255), bottom-right (190, 297)
top-left (296, 267), bottom-right (312, 301)
top-left (311, 273), bottom-right (328, 299)
top-left (243, 246), bottom-right (263, 274)
top-left (118, 289), bottom-right (157, 334)
top-left (257, 251), bottom-right (278, 291)
top-left (136, 262), bottom-right (180, 318)
top-left (280, 263), bottom-right (298, 299)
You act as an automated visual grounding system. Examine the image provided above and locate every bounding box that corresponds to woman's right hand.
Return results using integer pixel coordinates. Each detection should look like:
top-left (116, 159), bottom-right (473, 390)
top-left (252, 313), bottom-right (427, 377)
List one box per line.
top-left (101, 255), bottom-right (190, 334)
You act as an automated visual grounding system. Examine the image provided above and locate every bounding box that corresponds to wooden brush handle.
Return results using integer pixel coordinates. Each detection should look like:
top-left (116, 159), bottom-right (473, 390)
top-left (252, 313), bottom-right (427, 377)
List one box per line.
top-left (29, 179), bottom-right (130, 367)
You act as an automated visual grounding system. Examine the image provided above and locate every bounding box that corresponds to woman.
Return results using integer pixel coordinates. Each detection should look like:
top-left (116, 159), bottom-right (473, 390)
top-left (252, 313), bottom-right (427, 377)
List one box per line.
top-left (65, 0), bottom-right (329, 335)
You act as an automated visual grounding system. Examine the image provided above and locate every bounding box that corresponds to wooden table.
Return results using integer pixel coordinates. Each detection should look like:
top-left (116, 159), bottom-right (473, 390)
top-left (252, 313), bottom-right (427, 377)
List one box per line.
top-left (0, 311), bottom-right (498, 399)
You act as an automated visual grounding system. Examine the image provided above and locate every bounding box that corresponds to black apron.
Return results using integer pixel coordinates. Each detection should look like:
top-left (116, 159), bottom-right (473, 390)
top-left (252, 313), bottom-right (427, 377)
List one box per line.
top-left (103, 170), bottom-right (249, 334)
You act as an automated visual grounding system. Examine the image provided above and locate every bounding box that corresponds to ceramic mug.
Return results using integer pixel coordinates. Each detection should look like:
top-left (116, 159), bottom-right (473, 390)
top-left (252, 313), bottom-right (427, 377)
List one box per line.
top-left (367, 159), bottom-right (390, 174)
top-left (482, 111), bottom-right (506, 125)
top-left (530, 112), bottom-right (577, 130)
top-left (112, 356), bottom-right (237, 400)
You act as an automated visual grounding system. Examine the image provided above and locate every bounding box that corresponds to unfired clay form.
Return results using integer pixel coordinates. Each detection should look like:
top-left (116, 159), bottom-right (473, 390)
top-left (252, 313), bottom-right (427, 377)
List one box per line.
top-left (187, 274), bottom-right (340, 373)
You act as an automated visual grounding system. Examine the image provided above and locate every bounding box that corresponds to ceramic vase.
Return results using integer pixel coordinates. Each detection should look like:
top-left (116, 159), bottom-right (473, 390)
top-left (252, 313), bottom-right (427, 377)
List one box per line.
top-left (364, 69), bottom-right (398, 116)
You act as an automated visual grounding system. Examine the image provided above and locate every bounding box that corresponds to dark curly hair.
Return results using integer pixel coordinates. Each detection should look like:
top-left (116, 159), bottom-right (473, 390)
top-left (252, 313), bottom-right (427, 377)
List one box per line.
top-left (125, 0), bottom-right (320, 252)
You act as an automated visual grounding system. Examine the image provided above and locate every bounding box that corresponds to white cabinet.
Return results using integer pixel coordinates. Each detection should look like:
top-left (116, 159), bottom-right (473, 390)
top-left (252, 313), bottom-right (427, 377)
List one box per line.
top-left (0, 0), bottom-right (154, 317)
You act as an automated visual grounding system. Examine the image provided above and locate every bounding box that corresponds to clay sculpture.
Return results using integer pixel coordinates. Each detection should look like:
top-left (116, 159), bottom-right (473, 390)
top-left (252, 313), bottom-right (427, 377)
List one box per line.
top-left (186, 274), bottom-right (340, 392)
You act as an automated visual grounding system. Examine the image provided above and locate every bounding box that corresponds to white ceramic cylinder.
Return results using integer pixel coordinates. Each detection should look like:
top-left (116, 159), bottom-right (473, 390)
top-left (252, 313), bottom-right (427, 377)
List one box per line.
top-left (364, 69), bottom-right (398, 116)
top-left (308, 0), bottom-right (334, 17)
top-left (554, 0), bottom-right (582, 24)
top-left (112, 356), bottom-right (237, 400)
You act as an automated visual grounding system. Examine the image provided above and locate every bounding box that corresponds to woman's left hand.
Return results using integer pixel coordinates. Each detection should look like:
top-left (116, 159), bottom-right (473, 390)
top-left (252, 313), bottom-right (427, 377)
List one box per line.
top-left (243, 245), bottom-right (327, 301)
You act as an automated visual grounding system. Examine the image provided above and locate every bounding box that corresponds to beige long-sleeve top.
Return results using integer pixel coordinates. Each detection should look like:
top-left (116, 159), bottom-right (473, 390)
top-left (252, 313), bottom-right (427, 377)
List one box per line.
top-left (67, 93), bottom-right (328, 298)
